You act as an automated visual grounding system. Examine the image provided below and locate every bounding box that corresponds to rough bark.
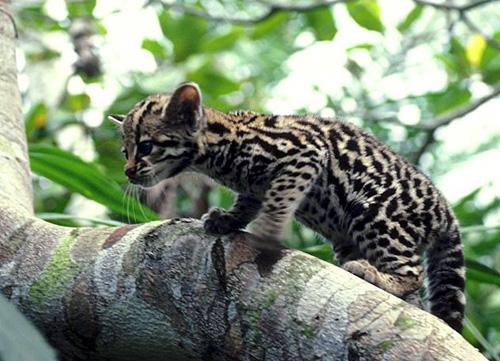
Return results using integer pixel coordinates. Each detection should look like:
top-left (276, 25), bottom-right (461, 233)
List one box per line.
top-left (0, 5), bottom-right (488, 361)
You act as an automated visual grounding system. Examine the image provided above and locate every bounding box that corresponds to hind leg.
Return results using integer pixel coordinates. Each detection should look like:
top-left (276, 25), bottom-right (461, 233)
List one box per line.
top-left (345, 227), bottom-right (423, 301)
top-left (342, 259), bottom-right (422, 299)
top-left (331, 235), bottom-right (422, 303)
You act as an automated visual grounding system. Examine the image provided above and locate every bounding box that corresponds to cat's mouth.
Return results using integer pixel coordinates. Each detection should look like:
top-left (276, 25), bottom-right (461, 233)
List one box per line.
top-left (126, 164), bottom-right (186, 188)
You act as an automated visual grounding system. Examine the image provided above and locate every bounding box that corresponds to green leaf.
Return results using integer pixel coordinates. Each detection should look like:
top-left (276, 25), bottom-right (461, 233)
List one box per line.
top-left (37, 213), bottom-right (126, 227)
top-left (25, 48), bottom-right (60, 62)
top-left (95, 21), bottom-right (108, 35)
top-left (347, 43), bottom-right (374, 52)
top-left (479, 31), bottom-right (500, 69)
top-left (25, 103), bottom-right (49, 136)
top-left (251, 12), bottom-right (288, 39)
top-left (65, 0), bottom-right (96, 17)
top-left (397, 5), bottom-right (424, 33)
top-left (142, 38), bottom-right (168, 61)
top-left (466, 259), bottom-right (500, 287)
top-left (187, 62), bottom-right (240, 97)
top-left (481, 60), bottom-right (500, 84)
top-left (462, 225), bottom-right (500, 234)
top-left (478, 32), bottom-right (500, 84)
top-left (0, 295), bottom-right (58, 361)
top-left (107, 86), bottom-right (151, 116)
top-left (29, 145), bottom-right (160, 223)
top-left (450, 37), bottom-right (472, 76)
top-left (304, 8), bottom-right (337, 41)
top-left (436, 37), bottom-right (471, 78)
top-left (212, 187), bottom-right (234, 210)
top-left (18, 6), bottom-right (64, 31)
top-left (301, 244), bottom-right (335, 263)
top-left (425, 83), bottom-right (471, 115)
top-left (346, 0), bottom-right (384, 33)
top-left (464, 318), bottom-right (500, 361)
top-left (202, 27), bottom-right (245, 52)
top-left (63, 93), bottom-right (91, 112)
top-left (158, 11), bottom-right (207, 62)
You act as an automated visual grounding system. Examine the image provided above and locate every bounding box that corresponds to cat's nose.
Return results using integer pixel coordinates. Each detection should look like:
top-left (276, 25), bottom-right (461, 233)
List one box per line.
top-left (125, 166), bottom-right (137, 178)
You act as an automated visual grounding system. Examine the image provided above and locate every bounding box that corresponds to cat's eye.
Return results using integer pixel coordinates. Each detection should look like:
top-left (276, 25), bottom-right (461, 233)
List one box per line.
top-left (121, 148), bottom-right (128, 159)
top-left (138, 141), bottom-right (153, 156)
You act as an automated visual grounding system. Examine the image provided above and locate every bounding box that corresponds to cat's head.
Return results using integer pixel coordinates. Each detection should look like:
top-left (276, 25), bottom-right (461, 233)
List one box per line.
top-left (109, 82), bottom-right (205, 188)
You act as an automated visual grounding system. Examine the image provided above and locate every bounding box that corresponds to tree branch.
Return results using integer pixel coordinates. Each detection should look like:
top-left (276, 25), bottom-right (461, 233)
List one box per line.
top-left (1, 217), bottom-right (489, 361)
top-left (412, 127), bottom-right (436, 164)
top-left (0, 7), bottom-right (16, 37)
top-left (154, 0), bottom-right (500, 25)
top-left (412, 82), bottom-right (500, 163)
top-left (155, 0), bottom-right (352, 25)
top-left (423, 82), bottom-right (500, 131)
top-left (459, 11), bottom-right (500, 52)
top-left (413, 0), bottom-right (500, 12)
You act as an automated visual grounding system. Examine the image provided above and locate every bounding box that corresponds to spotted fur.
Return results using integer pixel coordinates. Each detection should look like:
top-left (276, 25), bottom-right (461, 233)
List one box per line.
top-left (109, 82), bottom-right (465, 332)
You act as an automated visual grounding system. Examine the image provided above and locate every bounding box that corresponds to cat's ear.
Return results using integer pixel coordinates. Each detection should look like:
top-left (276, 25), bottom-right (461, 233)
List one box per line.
top-left (163, 82), bottom-right (204, 131)
top-left (108, 114), bottom-right (125, 127)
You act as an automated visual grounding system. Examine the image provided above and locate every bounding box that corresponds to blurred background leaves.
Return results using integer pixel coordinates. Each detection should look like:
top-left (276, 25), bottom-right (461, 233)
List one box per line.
top-left (11, 0), bottom-right (500, 358)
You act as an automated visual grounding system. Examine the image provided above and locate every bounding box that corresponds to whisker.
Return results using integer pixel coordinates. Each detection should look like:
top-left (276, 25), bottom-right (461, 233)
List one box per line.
top-left (125, 185), bottom-right (132, 224)
top-left (121, 184), bottom-right (127, 224)
top-left (135, 185), bottom-right (149, 222)
top-left (131, 185), bottom-right (138, 223)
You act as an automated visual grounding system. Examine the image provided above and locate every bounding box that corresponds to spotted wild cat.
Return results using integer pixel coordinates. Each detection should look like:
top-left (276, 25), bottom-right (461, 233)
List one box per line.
top-left (109, 82), bottom-right (465, 332)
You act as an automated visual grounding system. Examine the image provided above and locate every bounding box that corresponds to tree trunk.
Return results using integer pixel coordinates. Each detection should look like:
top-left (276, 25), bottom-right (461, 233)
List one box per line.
top-left (0, 5), bottom-right (488, 361)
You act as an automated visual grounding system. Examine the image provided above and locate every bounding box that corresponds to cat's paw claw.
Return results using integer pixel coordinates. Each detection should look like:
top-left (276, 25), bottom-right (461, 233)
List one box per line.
top-left (342, 260), bottom-right (379, 284)
top-left (202, 208), bottom-right (239, 235)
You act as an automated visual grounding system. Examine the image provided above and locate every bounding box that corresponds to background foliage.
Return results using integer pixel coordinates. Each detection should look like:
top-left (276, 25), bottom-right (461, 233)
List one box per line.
top-left (11, 0), bottom-right (500, 358)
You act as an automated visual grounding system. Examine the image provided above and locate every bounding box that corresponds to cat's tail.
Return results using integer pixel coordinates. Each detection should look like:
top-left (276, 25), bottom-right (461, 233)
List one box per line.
top-left (425, 227), bottom-right (466, 332)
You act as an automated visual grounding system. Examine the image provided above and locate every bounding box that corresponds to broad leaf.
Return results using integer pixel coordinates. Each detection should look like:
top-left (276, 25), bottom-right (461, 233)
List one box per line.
top-left (63, 93), bottom-right (91, 112)
top-left (187, 62), bottom-right (240, 97)
top-left (397, 5), bottom-right (424, 33)
top-left (305, 8), bottom-right (337, 41)
top-left (302, 244), bottom-right (335, 263)
top-left (478, 31), bottom-right (500, 84)
top-left (466, 259), bottom-right (500, 287)
top-left (425, 83), bottom-right (471, 115)
top-left (202, 27), bottom-right (245, 52)
top-left (436, 37), bottom-right (471, 78)
top-left (142, 39), bottom-right (168, 61)
top-left (18, 5), bottom-right (65, 31)
top-left (65, 0), bottom-right (96, 17)
top-left (25, 103), bottom-right (48, 137)
top-left (37, 213), bottom-right (126, 227)
top-left (252, 12), bottom-right (288, 39)
top-left (29, 145), bottom-right (160, 223)
top-left (346, 0), bottom-right (384, 33)
top-left (347, 43), bottom-right (374, 52)
top-left (158, 11), bottom-right (207, 62)
top-left (479, 31), bottom-right (500, 69)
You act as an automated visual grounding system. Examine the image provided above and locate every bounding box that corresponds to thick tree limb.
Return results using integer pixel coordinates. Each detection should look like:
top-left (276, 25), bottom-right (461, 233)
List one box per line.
top-left (0, 218), bottom-right (489, 361)
top-left (0, 5), bottom-right (489, 361)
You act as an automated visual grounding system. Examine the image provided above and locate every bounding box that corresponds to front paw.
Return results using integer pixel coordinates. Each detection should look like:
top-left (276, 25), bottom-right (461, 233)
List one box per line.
top-left (202, 208), bottom-right (241, 235)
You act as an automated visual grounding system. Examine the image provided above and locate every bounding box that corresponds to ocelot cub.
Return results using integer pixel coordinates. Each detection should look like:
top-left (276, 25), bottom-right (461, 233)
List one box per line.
top-left (109, 82), bottom-right (465, 332)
